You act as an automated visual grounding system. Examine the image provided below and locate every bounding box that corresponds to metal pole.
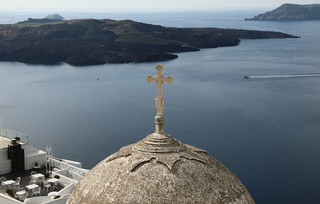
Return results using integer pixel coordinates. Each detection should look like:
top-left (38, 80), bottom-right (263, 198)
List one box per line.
top-left (46, 145), bottom-right (48, 173)
top-left (0, 118), bottom-right (3, 147)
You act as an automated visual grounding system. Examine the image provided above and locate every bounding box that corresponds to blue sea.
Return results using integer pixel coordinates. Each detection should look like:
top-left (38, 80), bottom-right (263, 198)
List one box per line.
top-left (0, 10), bottom-right (319, 204)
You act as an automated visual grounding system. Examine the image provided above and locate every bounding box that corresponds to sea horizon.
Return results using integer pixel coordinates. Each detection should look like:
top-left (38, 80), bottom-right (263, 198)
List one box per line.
top-left (0, 9), bottom-right (270, 27)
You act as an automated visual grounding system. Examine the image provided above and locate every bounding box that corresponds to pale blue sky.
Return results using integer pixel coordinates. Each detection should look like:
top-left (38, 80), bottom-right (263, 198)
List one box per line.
top-left (1, 0), bottom-right (319, 12)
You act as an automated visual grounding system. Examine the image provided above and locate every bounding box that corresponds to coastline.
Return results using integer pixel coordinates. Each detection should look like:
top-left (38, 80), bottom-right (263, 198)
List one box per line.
top-left (0, 18), bottom-right (298, 66)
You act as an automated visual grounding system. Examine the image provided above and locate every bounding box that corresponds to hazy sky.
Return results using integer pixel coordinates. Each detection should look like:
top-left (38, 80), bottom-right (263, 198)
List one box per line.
top-left (1, 0), bottom-right (319, 12)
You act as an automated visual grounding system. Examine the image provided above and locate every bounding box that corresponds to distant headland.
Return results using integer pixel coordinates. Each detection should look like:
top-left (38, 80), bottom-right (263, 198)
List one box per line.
top-left (0, 17), bottom-right (298, 66)
top-left (19, 14), bottom-right (64, 24)
top-left (245, 3), bottom-right (320, 21)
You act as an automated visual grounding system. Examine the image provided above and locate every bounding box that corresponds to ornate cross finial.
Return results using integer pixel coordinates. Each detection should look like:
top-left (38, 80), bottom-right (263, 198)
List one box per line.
top-left (146, 64), bottom-right (174, 116)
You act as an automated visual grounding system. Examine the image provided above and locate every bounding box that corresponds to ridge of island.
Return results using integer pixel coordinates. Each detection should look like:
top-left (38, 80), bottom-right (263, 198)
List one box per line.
top-left (0, 18), bottom-right (298, 66)
top-left (245, 3), bottom-right (320, 21)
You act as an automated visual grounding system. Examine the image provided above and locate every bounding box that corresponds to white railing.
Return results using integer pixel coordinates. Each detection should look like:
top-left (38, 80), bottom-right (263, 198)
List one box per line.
top-left (0, 128), bottom-right (28, 143)
top-left (48, 157), bottom-right (89, 177)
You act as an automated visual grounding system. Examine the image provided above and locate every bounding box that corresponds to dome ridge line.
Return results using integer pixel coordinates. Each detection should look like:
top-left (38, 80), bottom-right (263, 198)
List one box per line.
top-left (109, 143), bottom-right (209, 173)
top-left (105, 145), bottom-right (133, 163)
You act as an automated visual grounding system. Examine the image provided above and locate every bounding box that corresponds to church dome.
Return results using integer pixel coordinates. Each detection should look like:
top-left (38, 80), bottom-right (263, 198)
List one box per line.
top-left (67, 64), bottom-right (255, 204)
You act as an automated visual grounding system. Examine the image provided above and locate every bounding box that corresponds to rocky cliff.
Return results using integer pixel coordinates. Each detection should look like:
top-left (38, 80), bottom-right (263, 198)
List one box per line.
top-left (246, 4), bottom-right (320, 21)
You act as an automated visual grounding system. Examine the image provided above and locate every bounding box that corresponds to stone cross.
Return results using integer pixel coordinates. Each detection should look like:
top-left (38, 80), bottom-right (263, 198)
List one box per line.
top-left (146, 64), bottom-right (174, 116)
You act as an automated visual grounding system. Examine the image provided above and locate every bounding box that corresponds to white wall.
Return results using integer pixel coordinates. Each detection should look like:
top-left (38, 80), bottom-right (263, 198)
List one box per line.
top-left (0, 148), bottom-right (8, 161)
top-left (44, 194), bottom-right (70, 204)
top-left (0, 194), bottom-right (22, 204)
top-left (52, 171), bottom-right (78, 187)
top-left (22, 144), bottom-right (46, 170)
top-left (0, 148), bottom-right (11, 175)
top-left (24, 196), bottom-right (51, 204)
top-left (0, 159), bottom-right (11, 175)
top-left (64, 159), bottom-right (82, 168)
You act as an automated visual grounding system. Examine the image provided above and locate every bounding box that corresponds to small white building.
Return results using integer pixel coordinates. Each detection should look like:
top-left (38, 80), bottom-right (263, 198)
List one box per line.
top-left (0, 129), bottom-right (46, 175)
top-left (0, 127), bottom-right (89, 204)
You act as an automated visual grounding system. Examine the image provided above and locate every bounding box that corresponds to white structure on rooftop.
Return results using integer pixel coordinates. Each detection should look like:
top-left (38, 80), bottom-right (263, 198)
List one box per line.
top-left (0, 128), bottom-right (46, 175)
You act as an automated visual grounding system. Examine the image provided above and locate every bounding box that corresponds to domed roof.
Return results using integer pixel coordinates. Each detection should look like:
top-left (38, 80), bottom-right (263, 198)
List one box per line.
top-left (67, 127), bottom-right (254, 203)
top-left (67, 64), bottom-right (255, 204)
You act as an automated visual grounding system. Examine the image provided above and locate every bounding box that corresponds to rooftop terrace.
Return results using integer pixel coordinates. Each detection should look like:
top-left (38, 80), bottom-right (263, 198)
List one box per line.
top-left (0, 167), bottom-right (64, 202)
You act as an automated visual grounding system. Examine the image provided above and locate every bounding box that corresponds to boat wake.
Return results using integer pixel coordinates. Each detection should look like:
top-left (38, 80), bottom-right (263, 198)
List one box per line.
top-left (244, 74), bottom-right (320, 79)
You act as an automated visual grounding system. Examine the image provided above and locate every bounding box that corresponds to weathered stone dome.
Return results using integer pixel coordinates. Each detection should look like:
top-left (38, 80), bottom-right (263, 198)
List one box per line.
top-left (67, 65), bottom-right (254, 204)
top-left (67, 119), bottom-right (254, 204)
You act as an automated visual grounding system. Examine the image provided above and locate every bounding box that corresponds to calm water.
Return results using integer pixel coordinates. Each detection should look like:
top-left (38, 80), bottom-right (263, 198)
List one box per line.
top-left (0, 11), bottom-right (320, 204)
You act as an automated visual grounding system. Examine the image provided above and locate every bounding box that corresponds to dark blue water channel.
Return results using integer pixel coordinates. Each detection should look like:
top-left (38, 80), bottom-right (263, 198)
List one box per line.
top-left (0, 11), bottom-right (319, 204)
